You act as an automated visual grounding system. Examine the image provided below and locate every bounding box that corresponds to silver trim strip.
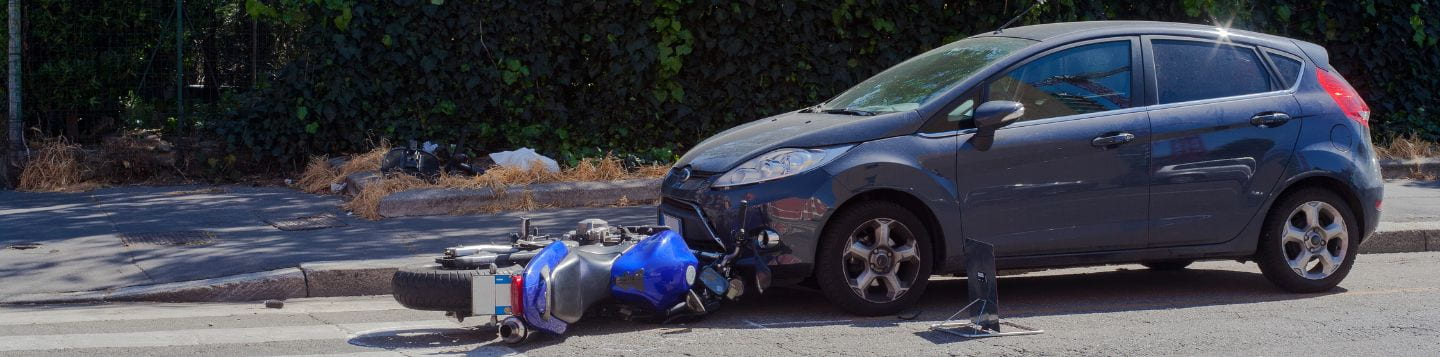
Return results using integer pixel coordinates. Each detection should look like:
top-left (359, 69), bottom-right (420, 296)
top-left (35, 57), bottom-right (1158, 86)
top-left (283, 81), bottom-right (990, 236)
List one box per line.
top-left (917, 128), bottom-right (978, 138)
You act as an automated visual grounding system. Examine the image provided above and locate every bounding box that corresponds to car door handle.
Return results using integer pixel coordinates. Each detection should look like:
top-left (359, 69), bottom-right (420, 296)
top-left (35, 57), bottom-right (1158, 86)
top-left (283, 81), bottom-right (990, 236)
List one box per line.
top-left (1091, 132), bottom-right (1136, 147)
top-left (1250, 112), bottom-right (1292, 128)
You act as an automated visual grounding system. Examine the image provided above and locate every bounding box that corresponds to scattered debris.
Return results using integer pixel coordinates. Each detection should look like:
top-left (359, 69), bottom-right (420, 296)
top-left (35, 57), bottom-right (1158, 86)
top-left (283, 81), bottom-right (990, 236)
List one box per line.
top-left (264, 299), bottom-right (285, 309)
top-left (658, 327), bottom-right (693, 335)
top-left (489, 148), bottom-right (560, 173)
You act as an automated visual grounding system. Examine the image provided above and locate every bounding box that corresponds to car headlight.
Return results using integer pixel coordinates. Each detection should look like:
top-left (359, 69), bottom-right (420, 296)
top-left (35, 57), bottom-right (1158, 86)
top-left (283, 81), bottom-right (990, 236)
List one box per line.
top-left (712, 145), bottom-right (853, 188)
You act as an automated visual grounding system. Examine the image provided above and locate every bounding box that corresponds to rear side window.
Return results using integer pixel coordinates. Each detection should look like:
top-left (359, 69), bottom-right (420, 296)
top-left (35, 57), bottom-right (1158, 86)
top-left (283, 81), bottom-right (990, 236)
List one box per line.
top-left (987, 40), bottom-right (1133, 122)
top-left (1153, 39), bottom-right (1271, 104)
top-left (1266, 51), bottom-right (1303, 88)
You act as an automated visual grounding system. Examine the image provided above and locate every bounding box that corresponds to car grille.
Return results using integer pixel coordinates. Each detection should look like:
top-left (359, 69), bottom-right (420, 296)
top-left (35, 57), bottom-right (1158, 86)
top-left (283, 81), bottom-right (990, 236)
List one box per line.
top-left (660, 198), bottom-right (726, 252)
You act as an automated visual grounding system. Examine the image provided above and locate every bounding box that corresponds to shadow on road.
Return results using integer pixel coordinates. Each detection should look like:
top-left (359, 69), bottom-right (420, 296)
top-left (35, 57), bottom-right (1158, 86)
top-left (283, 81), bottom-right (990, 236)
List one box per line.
top-left (481, 264), bottom-right (1341, 351)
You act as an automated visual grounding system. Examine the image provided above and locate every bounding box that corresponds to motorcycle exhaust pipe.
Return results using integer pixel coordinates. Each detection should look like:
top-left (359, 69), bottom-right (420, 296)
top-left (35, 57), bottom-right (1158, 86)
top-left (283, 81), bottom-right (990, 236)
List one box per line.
top-left (498, 316), bottom-right (529, 344)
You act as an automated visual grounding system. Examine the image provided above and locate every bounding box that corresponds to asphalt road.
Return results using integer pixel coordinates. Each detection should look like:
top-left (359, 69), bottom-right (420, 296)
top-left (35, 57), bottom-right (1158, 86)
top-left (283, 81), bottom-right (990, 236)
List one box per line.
top-left (3, 252), bottom-right (1438, 356)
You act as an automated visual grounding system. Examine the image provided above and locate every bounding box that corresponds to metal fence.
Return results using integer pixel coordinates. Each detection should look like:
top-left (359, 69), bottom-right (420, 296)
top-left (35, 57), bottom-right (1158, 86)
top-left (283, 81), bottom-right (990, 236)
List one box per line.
top-left (6, 0), bottom-right (296, 145)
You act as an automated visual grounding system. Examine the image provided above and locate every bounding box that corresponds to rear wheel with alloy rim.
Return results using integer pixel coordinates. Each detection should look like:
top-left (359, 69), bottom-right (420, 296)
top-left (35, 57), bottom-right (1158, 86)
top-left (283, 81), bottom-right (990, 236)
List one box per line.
top-left (815, 201), bottom-right (932, 316)
top-left (1256, 188), bottom-right (1359, 293)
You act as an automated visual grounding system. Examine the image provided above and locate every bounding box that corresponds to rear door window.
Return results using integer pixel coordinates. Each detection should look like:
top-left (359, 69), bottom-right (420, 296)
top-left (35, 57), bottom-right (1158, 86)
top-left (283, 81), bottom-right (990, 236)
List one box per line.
top-left (1265, 51), bottom-right (1304, 88)
top-left (987, 40), bottom-right (1133, 122)
top-left (1152, 39), bottom-right (1272, 104)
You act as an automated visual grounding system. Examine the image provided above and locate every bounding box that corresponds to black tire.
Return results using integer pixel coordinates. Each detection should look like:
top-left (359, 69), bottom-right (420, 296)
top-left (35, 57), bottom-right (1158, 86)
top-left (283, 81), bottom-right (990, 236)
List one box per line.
top-left (392, 264), bottom-right (484, 312)
top-left (1256, 188), bottom-right (1361, 293)
top-left (814, 201), bottom-right (933, 316)
top-left (1141, 260), bottom-right (1193, 271)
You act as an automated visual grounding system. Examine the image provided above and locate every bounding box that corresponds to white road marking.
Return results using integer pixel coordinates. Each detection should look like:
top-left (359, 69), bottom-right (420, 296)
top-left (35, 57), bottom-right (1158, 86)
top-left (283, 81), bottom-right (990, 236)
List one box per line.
top-left (0, 295), bottom-right (405, 325)
top-left (0, 320), bottom-right (451, 352)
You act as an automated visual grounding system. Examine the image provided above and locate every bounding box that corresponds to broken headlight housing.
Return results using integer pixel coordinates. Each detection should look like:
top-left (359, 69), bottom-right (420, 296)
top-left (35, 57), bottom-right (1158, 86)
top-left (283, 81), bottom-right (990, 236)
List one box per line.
top-left (712, 145), bottom-right (852, 188)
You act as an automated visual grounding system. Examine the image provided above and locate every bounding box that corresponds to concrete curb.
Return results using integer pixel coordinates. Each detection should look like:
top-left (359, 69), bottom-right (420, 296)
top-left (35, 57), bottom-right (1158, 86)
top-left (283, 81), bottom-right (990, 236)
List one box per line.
top-left (1380, 158), bottom-right (1440, 179)
top-left (377, 178), bottom-right (661, 218)
top-left (3, 226), bottom-right (1436, 305)
top-left (300, 257), bottom-right (424, 297)
top-left (1360, 222), bottom-right (1440, 254)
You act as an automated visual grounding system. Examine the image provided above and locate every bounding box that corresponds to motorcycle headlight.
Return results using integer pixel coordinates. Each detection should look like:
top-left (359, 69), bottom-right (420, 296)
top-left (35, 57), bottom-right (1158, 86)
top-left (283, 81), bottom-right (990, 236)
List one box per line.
top-left (712, 145), bottom-right (853, 188)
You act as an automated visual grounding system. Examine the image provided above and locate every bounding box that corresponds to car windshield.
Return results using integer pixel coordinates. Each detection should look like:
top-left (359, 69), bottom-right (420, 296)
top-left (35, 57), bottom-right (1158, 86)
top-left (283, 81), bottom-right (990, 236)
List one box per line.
top-left (821, 37), bottom-right (1036, 114)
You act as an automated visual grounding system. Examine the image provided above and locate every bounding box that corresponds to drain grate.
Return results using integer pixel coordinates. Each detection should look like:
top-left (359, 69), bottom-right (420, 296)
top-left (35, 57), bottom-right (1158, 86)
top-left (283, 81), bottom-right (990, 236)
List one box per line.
top-left (119, 231), bottom-right (217, 247)
top-left (264, 214), bottom-right (347, 231)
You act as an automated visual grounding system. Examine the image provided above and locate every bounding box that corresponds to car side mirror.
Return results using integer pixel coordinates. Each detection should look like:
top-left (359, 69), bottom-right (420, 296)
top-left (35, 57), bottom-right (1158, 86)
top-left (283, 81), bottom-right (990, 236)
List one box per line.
top-left (969, 101), bottom-right (1024, 152)
top-left (973, 100), bottom-right (1025, 133)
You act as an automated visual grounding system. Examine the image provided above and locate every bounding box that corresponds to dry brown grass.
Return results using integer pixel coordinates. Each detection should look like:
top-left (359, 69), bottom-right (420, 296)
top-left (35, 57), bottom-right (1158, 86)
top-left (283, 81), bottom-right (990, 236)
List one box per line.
top-left (1375, 134), bottom-right (1440, 161)
top-left (432, 155), bottom-right (669, 190)
top-left (343, 173), bottom-right (429, 220)
top-left (296, 155), bottom-right (339, 194)
top-left (632, 163), bottom-right (671, 179)
top-left (296, 141), bottom-right (391, 194)
top-left (339, 154), bottom-right (672, 219)
top-left (17, 139), bottom-right (97, 192)
top-left (336, 141), bottom-right (391, 179)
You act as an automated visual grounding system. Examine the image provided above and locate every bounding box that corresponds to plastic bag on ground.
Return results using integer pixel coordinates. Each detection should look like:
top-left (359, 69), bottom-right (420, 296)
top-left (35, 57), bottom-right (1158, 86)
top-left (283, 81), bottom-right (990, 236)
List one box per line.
top-left (489, 148), bottom-right (561, 173)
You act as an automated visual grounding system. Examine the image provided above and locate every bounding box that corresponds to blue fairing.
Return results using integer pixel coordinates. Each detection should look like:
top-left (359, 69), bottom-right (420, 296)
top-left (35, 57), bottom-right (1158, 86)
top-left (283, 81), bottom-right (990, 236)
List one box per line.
top-left (522, 241), bottom-right (569, 335)
top-left (610, 230), bottom-right (699, 312)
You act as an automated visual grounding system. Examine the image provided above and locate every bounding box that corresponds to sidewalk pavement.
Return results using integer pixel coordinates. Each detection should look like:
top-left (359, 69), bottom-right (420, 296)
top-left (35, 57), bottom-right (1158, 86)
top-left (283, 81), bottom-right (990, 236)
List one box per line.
top-left (1, 180), bottom-right (1436, 304)
top-left (0, 185), bottom-right (652, 302)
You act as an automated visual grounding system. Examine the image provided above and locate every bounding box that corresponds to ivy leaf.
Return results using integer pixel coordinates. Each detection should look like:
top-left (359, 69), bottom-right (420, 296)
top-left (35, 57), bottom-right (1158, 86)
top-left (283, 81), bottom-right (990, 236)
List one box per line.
top-left (244, 0), bottom-right (278, 19)
top-left (305, 122), bottom-right (319, 134)
top-left (333, 7), bottom-right (352, 30)
top-left (431, 0), bottom-right (445, 5)
top-left (382, 34), bottom-right (393, 47)
top-left (670, 86), bottom-right (685, 102)
top-left (296, 106), bottom-right (309, 120)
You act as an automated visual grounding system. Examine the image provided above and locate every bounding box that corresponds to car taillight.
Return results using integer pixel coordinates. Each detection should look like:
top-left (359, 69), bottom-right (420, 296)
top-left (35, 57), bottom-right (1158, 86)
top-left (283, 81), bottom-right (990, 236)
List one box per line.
top-left (510, 274), bottom-right (524, 317)
top-left (1315, 68), bottom-right (1370, 129)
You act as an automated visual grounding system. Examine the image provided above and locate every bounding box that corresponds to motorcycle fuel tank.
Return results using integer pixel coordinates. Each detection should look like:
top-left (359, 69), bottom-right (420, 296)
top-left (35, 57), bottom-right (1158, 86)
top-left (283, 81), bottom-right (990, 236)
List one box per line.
top-left (610, 230), bottom-right (700, 312)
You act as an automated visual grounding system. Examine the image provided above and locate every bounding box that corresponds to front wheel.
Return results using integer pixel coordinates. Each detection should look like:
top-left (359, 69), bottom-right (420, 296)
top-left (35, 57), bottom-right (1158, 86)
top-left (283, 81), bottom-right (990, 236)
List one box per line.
top-left (814, 201), bottom-right (933, 316)
top-left (1255, 188), bottom-right (1360, 293)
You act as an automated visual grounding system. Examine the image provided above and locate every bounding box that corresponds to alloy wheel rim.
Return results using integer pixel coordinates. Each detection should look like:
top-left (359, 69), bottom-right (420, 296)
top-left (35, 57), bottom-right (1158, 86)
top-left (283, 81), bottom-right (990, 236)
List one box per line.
top-left (1282, 201), bottom-right (1348, 280)
top-left (842, 218), bottom-right (921, 303)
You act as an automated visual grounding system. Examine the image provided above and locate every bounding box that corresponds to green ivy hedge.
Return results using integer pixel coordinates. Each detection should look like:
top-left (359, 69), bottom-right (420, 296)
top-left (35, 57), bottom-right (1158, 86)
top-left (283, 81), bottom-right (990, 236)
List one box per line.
top-left (221, 0), bottom-right (1440, 165)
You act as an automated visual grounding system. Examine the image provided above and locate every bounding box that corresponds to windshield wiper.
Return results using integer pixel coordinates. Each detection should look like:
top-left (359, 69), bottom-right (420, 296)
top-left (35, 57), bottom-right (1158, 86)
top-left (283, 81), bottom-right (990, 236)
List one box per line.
top-left (819, 108), bottom-right (877, 116)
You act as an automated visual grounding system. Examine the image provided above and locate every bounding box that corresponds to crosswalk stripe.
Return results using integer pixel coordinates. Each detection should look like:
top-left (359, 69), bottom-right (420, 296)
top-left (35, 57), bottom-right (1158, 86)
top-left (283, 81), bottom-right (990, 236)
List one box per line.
top-left (0, 320), bottom-right (451, 352)
top-left (0, 296), bottom-right (405, 326)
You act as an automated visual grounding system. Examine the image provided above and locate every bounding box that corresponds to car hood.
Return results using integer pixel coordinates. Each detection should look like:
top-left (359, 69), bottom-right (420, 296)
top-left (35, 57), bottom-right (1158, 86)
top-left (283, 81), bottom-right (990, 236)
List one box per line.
top-left (675, 110), bottom-right (920, 173)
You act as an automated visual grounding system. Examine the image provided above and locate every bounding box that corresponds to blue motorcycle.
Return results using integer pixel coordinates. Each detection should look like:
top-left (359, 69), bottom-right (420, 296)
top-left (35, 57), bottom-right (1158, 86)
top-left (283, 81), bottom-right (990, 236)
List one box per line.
top-left (392, 210), bottom-right (772, 344)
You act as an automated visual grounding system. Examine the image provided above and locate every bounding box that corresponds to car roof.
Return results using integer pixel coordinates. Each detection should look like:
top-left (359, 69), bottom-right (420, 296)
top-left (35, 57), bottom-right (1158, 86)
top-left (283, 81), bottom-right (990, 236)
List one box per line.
top-left (977, 20), bottom-right (1292, 44)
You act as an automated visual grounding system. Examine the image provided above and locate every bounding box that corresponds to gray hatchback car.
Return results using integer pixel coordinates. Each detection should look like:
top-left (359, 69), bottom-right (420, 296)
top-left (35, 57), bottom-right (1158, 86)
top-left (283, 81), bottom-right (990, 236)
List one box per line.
top-left (658, 21), bottom-right (1384, 315)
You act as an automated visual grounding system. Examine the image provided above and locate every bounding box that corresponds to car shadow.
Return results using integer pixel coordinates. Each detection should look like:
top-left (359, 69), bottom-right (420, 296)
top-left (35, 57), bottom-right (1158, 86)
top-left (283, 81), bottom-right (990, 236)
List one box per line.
top-left (491, 264), bottom-right (1345, 351)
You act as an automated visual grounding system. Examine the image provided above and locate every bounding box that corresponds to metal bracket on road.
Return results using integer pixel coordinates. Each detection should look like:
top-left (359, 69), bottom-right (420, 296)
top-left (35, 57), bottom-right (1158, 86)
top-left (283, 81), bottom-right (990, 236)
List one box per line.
top-left (929, 239), bottom-right (1043, 338)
